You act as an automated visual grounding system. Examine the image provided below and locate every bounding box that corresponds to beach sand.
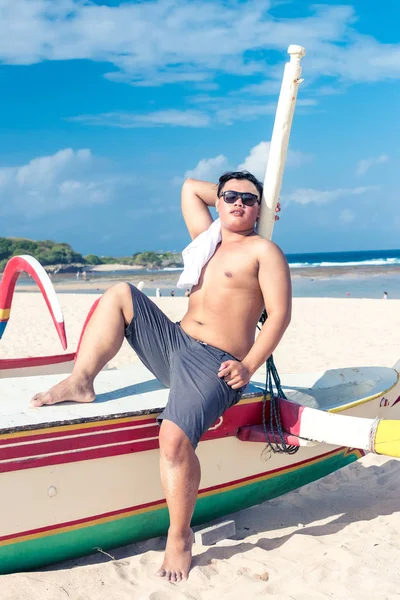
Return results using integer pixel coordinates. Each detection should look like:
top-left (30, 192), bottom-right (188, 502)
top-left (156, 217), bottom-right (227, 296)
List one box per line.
top-left (2, 294), bottom-right (400, 599)
top-left (90, 264), bottom-right (147, 272)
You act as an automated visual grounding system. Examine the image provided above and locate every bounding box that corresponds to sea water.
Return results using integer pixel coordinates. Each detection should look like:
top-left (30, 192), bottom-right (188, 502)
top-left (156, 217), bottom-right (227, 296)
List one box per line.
top-left (286, 248), bottom-right (400, 269)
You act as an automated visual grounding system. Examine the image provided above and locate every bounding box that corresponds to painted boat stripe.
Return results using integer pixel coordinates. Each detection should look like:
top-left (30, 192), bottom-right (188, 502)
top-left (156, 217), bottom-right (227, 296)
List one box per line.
top-left (0, 353), bottom-right (75, 371)
top-left (0, 308), bottom-right (11, 319)
top-left (0, 437), bottom-right (160, 473)
top-left (1, 422), bottom-right (160, 449)
top-left (0, 446), bottom-right (363, 547)
top-left (0, 499), bottom-right (167, 545)
top-left (0, 414), bottom-right (161, 441)
top-left (236, 396), bottom-right (263, 406)
top-left (0, 436), bottom-right (160, 464)
top-left (200, 446), bottom-right (362, 496)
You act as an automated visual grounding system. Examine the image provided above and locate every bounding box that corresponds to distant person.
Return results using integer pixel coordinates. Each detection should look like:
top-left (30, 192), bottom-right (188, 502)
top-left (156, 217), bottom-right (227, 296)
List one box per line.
top-left (82, 270), bottom-right (87, 280)
top-left (156, 288), bottom-right (161, 298)
top-left (76, 271), bottom-right (80, 280)
top-left (184, 288), bottom-right (190, 298)
top-left (170, 290), bottom-right (175, 297)
top-left (383, 291), bottom-right (388, 300)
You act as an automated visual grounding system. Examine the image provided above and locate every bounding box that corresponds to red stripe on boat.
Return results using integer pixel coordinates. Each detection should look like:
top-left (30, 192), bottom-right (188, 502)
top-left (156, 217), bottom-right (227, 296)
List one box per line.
top-left (0, 401), bottom-right (265, 471)
top-left (0, 416), bottom-right (158, 445)
top-left (0, 354), bottom-right (75, 371)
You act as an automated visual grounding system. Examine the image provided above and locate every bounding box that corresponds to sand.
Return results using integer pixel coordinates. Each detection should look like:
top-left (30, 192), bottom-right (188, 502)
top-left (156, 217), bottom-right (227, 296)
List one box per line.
top-left (90, 264), bottom-right (146, 272)
top-left (1, 294), bottom-right (400, 599)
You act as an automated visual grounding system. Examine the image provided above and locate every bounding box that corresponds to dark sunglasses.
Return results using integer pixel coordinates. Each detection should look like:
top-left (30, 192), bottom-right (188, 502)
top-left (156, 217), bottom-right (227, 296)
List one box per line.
top-left (220, 190), bottom-right (260, 207)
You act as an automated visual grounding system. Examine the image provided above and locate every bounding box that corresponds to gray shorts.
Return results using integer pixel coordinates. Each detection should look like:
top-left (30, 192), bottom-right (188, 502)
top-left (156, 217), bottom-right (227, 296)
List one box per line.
top-left (124, 285), bottom-right (244, 448)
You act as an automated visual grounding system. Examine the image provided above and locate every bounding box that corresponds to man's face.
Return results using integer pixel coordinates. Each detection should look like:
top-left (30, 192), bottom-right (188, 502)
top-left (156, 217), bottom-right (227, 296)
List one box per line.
top-left (216, 179), bottom-right (261, 232)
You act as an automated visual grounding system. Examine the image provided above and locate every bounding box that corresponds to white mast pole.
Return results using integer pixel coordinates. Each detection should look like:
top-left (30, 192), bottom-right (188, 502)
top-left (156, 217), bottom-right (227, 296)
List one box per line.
top-left (256, 44), bottom-right (306, 241)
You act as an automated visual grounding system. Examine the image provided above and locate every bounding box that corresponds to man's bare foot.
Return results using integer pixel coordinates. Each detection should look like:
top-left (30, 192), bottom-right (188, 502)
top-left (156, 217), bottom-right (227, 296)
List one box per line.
top-left (30, 375), bottom-right (95, 407)
top-left (156, 527), bottom-right (194, 583)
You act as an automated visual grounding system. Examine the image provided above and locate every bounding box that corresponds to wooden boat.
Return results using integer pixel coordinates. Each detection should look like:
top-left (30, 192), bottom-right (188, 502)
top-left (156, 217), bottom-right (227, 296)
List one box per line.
top-left (1, 256), bottom-right (400, 574)
top-left (2, 46), bottom-right (400, 575)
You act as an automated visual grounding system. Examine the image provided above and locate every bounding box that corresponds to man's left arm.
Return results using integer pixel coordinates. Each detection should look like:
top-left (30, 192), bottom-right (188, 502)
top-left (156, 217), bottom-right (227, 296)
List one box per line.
top-left (218, 242), bottom-right (292, 389)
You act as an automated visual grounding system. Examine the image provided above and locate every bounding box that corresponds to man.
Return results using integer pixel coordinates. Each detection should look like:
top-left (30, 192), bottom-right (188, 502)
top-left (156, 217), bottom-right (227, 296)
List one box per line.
top-left (31, 171), bottom-right (291, 582)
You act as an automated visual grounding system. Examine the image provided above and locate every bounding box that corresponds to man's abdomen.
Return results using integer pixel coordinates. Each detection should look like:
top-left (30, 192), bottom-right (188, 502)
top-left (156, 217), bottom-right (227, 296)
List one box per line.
top-left (181, 292), bottom-right (262, 360)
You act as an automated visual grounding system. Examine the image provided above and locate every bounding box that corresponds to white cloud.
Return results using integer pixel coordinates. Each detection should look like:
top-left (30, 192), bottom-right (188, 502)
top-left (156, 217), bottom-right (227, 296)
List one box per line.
top-left (0, 148), bottom-right (122, 216)
top-left (286, 186), bottom-right (378, 205)
top-left (215, 103), bottom-right (281, 126)
top-left (68, 97), bottom-right (318, 131)
top-left (237, 141), bottom-right (312, 180)
top-left (237, 142), bottom-right (271, 180)
top-left (175, 140), bottom-right (311, 185)
top-left (68, 100), bottom-right (317, 130)
top-left (68, 110), bottom-right (210, 128)
top-left (214, 99), bottom-right (317, 125)
top-left (183, 155), bottom-right (230, 182)
top-left (15, 148), bottom-right (91, 189)
top-left (1, 1), bottom-right (400, 91)
top-left (356, 154), bottom-right (389, 176)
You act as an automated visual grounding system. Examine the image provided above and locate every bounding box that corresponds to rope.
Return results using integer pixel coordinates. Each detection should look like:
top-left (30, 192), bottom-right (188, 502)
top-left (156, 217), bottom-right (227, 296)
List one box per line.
top-left (257, 309), bottom-right (299, 455)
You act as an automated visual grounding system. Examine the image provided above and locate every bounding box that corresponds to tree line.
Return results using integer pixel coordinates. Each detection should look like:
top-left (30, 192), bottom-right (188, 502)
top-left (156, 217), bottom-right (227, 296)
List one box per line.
top-left (0, 238), bottom-right (182, 271)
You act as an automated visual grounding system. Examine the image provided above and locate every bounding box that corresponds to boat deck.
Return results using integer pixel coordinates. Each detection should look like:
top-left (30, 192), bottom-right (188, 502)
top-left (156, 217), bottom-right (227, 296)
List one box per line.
top-left (282, 366), bottom-right (398, 410)
top-left (0, 363), bottom-right (398, 433)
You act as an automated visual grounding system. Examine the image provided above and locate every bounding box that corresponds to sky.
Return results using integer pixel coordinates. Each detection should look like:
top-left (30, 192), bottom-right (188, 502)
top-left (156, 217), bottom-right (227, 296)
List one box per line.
top-left (0, 0), bottom-right (399, 257)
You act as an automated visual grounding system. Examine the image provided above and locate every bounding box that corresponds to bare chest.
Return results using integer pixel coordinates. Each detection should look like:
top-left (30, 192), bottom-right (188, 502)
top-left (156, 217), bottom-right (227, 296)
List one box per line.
top-left (199, 246), bottom-right (258, 290)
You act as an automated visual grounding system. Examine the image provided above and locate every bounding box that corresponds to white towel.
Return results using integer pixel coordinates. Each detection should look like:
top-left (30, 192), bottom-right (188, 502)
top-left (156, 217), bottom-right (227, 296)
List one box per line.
top-left (177, 219), bottom-right (222, 289)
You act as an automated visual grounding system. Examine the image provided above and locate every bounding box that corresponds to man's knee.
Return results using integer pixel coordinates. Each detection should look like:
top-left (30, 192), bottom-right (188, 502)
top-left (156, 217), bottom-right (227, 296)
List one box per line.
top-left (106, 282), bottom-right (133, 324)
top-left (159, 420), bottom-right (193, 464)
top-left (108, 281), bottom-right (131, 301)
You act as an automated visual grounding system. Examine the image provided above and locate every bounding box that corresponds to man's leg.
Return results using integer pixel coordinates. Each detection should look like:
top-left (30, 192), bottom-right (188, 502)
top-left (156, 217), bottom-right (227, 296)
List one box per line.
top-left (157, 420), bottom-right (200, 583)
top-left (31, 283), bottom-right (134, 406)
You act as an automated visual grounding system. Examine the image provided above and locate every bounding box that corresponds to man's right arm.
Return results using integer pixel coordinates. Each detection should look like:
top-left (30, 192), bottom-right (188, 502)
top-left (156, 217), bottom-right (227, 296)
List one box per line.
top-left (181, 178), bottom-right (218, 240)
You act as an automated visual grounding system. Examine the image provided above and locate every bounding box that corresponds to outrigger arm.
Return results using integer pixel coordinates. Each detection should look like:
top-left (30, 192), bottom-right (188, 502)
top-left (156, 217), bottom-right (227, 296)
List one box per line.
top-left (238, 392), bottom-right (400, 458)
top-left (0, 255), bottom-right (67, 350)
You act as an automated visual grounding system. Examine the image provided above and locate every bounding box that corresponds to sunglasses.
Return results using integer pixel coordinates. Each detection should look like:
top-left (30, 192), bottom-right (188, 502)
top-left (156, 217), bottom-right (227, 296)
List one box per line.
top-left (220, 190), bottom-right (260, 207)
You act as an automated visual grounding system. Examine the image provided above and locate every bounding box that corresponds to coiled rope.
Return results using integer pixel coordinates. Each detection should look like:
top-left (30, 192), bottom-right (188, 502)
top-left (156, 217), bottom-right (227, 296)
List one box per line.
top-left (258, 309), bottom-right (299, 455)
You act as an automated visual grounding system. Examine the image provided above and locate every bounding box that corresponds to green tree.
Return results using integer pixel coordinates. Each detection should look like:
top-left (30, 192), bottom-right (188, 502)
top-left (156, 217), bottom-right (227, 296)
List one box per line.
top-left (133, 251), bottom-right (163, 267)
top-left (0, 238), bottom-right (12, 261)
top-left (84, 254), bottom-right (103, 265)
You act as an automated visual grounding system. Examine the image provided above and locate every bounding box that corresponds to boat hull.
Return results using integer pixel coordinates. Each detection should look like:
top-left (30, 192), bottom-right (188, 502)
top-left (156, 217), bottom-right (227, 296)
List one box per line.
top-left (0, 440), bottom-right (362, 574)
top-left (1, 364), bottom-right (399, 574)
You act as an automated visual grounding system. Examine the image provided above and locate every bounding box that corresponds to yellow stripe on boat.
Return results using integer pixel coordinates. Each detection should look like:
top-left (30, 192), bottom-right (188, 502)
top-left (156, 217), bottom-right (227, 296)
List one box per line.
top-left (374, 420), bottom-right (400, 457)
top-left (329, 371), bottom-right (400, 413)
top-left (0, 308), bottom-right (10, 320)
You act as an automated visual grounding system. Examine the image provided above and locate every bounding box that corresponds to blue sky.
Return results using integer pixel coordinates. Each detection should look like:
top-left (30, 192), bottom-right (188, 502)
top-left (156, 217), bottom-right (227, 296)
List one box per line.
top-left (1, 0), bottom-right (399, 256)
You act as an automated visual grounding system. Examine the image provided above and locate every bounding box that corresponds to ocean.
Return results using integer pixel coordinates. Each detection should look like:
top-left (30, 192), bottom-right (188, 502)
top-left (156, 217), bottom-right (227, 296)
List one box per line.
top-left (285, 248), bottom-right (400, 269)
top-left (13, 248), bottom-right (400, 299)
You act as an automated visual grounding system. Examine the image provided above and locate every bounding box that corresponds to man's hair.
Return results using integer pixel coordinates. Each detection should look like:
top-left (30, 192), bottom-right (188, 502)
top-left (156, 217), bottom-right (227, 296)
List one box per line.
top-left (217, 170), bottom-right (263, 199)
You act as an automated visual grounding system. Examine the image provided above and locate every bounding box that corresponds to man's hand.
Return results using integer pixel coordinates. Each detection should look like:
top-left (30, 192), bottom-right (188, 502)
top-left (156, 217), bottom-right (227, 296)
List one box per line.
top-left (218, 360), bottom-right (252, 389)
